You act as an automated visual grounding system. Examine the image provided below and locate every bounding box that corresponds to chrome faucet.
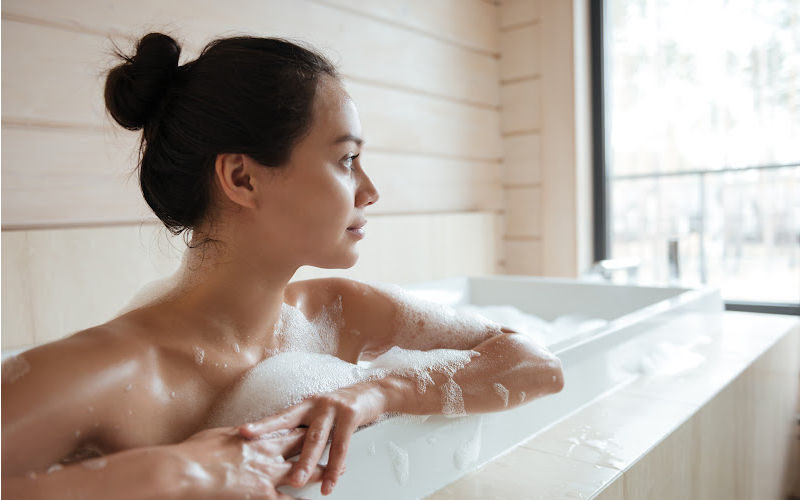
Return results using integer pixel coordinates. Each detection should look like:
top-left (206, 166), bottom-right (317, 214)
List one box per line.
top-left (586, 258), bottom-right (640, 283)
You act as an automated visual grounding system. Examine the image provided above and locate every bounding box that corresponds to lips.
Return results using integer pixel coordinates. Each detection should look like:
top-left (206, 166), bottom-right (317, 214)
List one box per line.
top-left (347, 219), bottom-right (367, 231)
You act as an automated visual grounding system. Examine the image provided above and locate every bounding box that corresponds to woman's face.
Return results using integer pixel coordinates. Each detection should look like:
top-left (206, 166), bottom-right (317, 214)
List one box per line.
top-left (245, 75), bottom-right (379, 270)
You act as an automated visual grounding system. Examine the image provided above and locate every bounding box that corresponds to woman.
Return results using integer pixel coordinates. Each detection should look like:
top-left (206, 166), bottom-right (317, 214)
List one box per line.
top-left (2, 33), bottom-right (564, 499)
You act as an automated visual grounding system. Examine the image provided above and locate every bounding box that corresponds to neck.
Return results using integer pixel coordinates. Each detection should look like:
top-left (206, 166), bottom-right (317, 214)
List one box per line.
top-left (165, 237), bottom-right (299, 350)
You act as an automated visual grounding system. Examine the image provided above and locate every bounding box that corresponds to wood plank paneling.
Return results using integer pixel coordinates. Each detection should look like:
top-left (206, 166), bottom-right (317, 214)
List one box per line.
top-left (310, 0), bottom-right (500, 55)
top-left (2, 0), bottom-right (500, 108)
top-left (1, 213), bottom-right (500, 349)
top-left (1, 127), bottom-right (502, 228)
top-left (500, 0), bottom-right (540, 30)
top-left (500, 79), bottom-right (540, 134)
top-left (505, 187), bottom-right (541, 237)
top-left (1, 126), bottom-right (148, 228)
top-left (500, 24), bottom-right (540, 81)
top-left (503, 134), bottom-right (542, 184)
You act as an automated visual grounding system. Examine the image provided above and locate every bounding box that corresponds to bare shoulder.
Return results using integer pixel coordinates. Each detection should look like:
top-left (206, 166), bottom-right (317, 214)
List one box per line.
top-left (1, 321), bottom-right (155, 475)
top-left (285, 278), bottom-right (399, 358)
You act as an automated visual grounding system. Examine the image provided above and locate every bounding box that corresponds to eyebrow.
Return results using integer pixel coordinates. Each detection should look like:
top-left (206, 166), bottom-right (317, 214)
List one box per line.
top-left (332, 134), bottom-right (364, 147)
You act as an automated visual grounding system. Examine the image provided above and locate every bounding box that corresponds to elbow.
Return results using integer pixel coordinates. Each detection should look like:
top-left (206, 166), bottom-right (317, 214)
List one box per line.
top-left (548, 356), bottom-right (565, 394)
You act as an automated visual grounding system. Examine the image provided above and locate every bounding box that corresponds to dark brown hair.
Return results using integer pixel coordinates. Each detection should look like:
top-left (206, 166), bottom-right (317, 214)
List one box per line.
top-left (105, 33), bottom-right (338, 237)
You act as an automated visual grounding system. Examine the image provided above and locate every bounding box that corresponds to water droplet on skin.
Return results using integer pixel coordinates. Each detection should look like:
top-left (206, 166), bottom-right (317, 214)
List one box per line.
top-left (74, 430), bottom-right (81, 438)
top-left (47, 464), bottom-right (63, 474)
top-left (27, 471), bottom-right (37, 480)
top-left (233, 343), bottom-right (240, 353)
top-left (519, 391), bottom-right (526, 403)
top-left (492, 382), bottom-right (509, 407)
top-left (193, 346), bottom-right (205, 365)
top-left (170, 391), bottom-right (176, 399)
top-left (350, 329), bottom-right (361, 336)
top-left (82, 457), bottom-right (108, 470)
top-left (125, 384), bottom-right (133, 392)
top-left (552, 375), bottom-right (557, 383)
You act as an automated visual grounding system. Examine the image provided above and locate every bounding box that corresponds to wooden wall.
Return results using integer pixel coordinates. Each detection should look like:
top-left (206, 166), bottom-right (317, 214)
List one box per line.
top-left (1, 0), bottom-right (510, 349)
top-left (2, 0), bottom-right (595, 349)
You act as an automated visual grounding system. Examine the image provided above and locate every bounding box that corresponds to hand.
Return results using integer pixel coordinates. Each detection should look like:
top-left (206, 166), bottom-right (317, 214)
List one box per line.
top-left (175, 426), bottom-right (324, 499)
top-left (237, 381), bottom-right (389, 496)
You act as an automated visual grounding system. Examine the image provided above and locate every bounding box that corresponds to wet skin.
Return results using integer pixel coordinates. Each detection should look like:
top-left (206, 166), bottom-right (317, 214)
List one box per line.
top-left (1, 75), bottom-right (564, 499)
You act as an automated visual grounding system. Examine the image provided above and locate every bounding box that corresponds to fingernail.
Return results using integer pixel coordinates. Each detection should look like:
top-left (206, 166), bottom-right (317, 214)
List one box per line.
top-left (323, 479), bottom-right (334, 494)
top-left (295, 470), bottom-right (307, 483)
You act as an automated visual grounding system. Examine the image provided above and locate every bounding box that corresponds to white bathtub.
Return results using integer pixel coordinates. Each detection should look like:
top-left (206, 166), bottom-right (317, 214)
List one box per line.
top-left (1, 275), bottom-right (723, 498)
top-left (288, 275), bottom-right (724, 499)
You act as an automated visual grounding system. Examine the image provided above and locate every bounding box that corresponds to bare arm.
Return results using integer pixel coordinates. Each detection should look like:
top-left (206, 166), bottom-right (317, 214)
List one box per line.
top-left (376, 329), bottom-right (564, 416)
top-left (2, 330), bottom-right (322, 499)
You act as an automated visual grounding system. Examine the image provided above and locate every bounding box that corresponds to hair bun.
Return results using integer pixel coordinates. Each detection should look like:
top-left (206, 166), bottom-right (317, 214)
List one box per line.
top-left (105, 33), bottom-right (181, 130)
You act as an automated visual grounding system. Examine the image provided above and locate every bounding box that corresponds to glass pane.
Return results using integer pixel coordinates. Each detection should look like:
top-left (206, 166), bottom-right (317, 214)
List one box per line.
top-left (605, 0), bottom-right (800, 304)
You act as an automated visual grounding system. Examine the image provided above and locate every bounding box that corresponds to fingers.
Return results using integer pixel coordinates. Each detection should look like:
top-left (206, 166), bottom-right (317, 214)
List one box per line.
top-left (272, 428), bottom-right (307, 458)
top-left (321, 414), bottom-right (357, 495)
top-left (274, 462), bottom-right (326, 486)
top-left (240, 402), bottom-right (310, 440)
top-left (288, 411), bottom-right (334, 488)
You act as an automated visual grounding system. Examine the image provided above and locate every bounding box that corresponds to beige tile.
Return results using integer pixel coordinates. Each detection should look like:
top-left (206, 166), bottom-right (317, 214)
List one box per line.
top-left (504, 187), bottom-right (541, 238)
top-left (500, 79), bottom-right (540, 133)
top-left (500, 24), bottom-right (540, 80)
top-left (522, 391), bottom-right (695, 472)
top-left (428, 445), bottom-right (620, 499)
top-left (503, 134), bottom-right (541, 185)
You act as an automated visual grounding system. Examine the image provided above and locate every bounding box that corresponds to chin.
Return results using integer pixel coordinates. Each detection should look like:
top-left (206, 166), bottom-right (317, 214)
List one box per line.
top-left (310, 249), bottom-right (359, 270)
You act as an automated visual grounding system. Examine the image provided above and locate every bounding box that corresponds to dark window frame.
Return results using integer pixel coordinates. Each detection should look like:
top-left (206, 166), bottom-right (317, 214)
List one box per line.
top-left (589, 0), bottom-right (799, 316)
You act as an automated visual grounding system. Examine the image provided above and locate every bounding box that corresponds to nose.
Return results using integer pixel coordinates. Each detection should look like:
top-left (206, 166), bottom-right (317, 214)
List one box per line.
top-left (356, 170), bottom-right (379, 207)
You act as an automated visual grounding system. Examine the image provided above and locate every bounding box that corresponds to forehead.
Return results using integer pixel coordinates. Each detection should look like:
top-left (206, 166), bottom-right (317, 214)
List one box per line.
top-left (309, 76), bottom-right (361, 143)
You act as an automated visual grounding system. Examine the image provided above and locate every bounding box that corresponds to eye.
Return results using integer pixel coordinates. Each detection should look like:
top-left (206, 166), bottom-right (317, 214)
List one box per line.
top-left (342, 153), bottom-right (360, 170)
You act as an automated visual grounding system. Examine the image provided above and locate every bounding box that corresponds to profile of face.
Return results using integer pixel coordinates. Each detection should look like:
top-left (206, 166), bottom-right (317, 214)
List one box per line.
top-left (216, 75), bottom-right (379, 270)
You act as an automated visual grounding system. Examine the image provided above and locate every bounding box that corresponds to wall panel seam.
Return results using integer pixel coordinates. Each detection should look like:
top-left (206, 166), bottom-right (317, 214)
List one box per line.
top-left (501, 129), bottom-right (541, 137)
top-left (500, 19), bottom-right (541, 33)
top-left (305, 0), bottom-right (500, 57)
top-left (500, 74), bottom-right (542, 85)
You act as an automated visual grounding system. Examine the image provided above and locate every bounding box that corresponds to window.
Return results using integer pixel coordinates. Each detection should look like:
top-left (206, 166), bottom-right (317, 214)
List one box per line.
top-left (592, 0), bottom-right (800, 314)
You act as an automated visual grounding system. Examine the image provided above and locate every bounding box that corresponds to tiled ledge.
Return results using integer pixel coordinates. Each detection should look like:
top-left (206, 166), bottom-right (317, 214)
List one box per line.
top-left (428, 311), bottom-right (800, 499)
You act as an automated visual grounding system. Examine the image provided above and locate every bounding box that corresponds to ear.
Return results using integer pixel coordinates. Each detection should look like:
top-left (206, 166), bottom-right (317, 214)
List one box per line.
top-left (214, 153), bottom-right (258, 209)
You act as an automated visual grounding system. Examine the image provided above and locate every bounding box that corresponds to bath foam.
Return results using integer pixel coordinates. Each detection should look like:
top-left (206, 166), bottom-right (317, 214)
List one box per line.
top-left (440, 378), bottom-right (466, 417)
top-left (492, 383), bottom-right (509, 407)
top-left (386, 441), bottom-right (409, 485)
top-left (273, 301), bottom-right (339, 355)
top-left (207, 352), bottom-right (370, 427)
top-left (207, 346), bottom-right (479, 428)
top-left (367, 346), bottom-right (478, 394)
top-left (453, 417), bottom-right (483, 471)
top-left (2, 355), bottom-right (30, 383)
top-left (368, 282), bottom-right (503, 351)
